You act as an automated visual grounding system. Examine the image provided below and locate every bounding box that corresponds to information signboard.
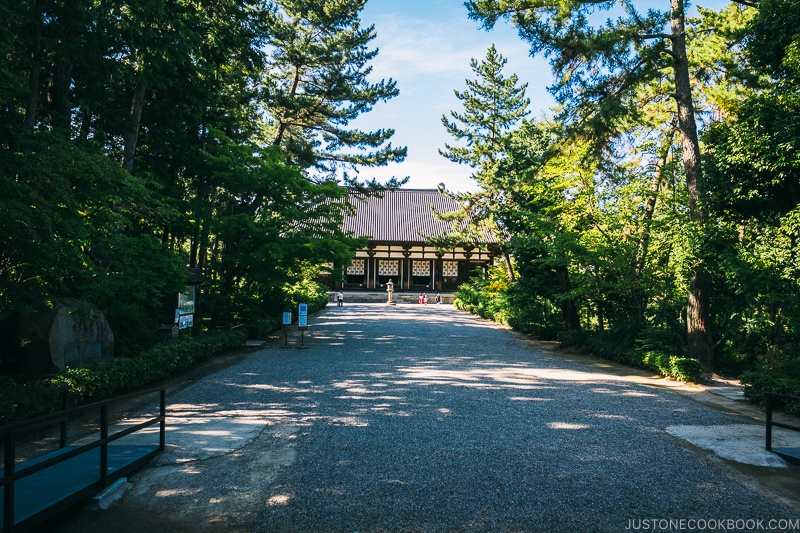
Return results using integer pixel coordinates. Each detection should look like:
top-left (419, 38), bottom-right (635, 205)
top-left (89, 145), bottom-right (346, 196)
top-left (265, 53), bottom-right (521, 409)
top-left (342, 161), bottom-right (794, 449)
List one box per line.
top-left (298, 315), bottom-right (308, 328)
top-left (298, 303), bottom-right (308, 316)
top-left (283, 312), bottom-right (292, 325)
top-left (178, 314), bottom-right (193, 329)
top-left (177, 286), bottom-right (195, 315)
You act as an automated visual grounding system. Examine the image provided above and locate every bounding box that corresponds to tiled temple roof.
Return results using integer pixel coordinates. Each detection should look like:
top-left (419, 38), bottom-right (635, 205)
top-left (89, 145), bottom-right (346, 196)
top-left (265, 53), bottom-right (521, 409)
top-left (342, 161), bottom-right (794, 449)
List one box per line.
top-left (342, 188), bottom-right (495, 244)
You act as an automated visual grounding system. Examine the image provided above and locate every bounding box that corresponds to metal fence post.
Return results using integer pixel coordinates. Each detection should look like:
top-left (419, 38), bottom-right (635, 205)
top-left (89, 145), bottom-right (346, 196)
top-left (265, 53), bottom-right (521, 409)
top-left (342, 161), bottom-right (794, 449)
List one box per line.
top-left (100, 404), bottom-right (108, 487)
top-left (60, 388), bottom-right (68, 449)
top-left (160, 388), bottom-right (166, 451)
top-left (4, 430), bottom-right (16, 532)
top-left (765, 393), bottom-right (773, 452)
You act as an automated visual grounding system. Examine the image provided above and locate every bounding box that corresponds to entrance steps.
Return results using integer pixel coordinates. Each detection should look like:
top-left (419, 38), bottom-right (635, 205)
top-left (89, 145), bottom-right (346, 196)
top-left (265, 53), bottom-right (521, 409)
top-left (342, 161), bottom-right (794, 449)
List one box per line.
top-left (329, 292), bottom-right (454, 304)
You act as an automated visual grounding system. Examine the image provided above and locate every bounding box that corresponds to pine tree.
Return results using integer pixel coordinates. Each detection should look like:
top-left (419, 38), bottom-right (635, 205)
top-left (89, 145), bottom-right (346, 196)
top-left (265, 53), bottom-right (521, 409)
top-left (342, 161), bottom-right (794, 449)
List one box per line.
top-left (262, 0), bottom-right (406, 178)
top-left (439, 45), bottom-right (529, 282)
top-left (440, 44), bottom-right (529, 170)
top-left (466, 0), bottom-right (717, 368)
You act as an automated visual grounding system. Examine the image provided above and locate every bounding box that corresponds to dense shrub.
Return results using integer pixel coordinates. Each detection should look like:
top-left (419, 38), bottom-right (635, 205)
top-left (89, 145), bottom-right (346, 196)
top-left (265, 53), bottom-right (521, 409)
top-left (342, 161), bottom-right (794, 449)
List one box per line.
top-left (556, 329), bottom-right (588, 349)
top-left (586, 333), bottom-right (640, 366)
top-left (640, 351), bottom-right (702, 382)
top-left (0, 329), bottom-right (246, 425)
top-left (740, 371), bottom-right (800, 415)
top-left (0, 379), bottom-right (68, 425)
top-left (453, 266), bottom-right (512, 325)
top-left (456, 273), bottom-right (703, 382)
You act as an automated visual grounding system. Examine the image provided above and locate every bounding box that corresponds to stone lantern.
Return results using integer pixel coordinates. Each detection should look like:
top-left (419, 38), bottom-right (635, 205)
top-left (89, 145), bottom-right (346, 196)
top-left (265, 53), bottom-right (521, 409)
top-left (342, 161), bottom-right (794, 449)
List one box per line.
top-left (386, 279), bottom-right (396, 306)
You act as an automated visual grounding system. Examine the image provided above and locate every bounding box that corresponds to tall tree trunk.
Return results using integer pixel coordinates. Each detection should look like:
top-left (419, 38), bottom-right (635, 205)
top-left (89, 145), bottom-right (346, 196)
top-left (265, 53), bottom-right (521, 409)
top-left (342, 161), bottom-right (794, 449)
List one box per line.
top-left (122, 76), bottom-right (146, 172)
top-left (271, 67), bottom-right (301, 147)
top-left (190, 227), bottom-right (200, 269)
top-left (78, 106), bottom-right (93, 140)
top-left (24, 0), bottom-right (44, 129)
top-left (632, 124), bottom-right (675, 323)
top-left (671, 0), bottom-right (714, 370)
top-left (499, 242), bottom-right (516, 282)
top-left (556, 265), bottom-right (580, 330)
top-left (635, 123), bottom-right (676, 277)
top-left (47, 0), bottom-right (89, 133)
top-left (49, 61), bottom-right (73, 132)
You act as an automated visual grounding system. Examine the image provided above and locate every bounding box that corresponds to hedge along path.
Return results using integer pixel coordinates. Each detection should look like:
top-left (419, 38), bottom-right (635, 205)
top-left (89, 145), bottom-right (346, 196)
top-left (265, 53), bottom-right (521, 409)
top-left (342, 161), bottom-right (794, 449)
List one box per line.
top-left (47, 303), bottom-right (799, 533)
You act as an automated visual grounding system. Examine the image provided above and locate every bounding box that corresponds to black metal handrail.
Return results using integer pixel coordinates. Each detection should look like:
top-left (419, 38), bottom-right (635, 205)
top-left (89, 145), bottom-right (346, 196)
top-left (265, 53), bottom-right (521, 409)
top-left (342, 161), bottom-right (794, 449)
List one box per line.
top-left (0, 387), bottom-right (69, 449)
top-left (765, 392), bottom-right (800, 451)
top-left (1, 386), bottom-right (166, 532)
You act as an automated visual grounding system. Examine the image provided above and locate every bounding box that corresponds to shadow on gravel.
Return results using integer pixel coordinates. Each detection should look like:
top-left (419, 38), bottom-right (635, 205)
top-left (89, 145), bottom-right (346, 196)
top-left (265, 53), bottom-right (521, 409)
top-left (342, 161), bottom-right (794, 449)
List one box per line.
top-left (33, 304), bottom-right (800, 533)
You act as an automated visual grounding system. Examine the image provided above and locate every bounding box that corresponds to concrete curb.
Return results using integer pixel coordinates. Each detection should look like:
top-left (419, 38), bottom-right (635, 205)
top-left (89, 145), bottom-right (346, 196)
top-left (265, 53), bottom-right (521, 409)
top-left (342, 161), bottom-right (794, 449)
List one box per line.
top-left (90, 478), bottom-right (131, 510)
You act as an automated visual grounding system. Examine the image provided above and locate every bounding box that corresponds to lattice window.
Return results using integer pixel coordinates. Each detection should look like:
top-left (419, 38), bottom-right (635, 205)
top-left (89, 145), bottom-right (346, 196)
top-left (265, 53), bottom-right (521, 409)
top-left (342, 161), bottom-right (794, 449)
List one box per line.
top-left (443, 261), bottom-right (459, 277)
top-left (378, 260), bottom-right (398, 276)
top-left (347, 260), bottom-right (365, 275)
top-left (412, 261), bottom-right (430, 276)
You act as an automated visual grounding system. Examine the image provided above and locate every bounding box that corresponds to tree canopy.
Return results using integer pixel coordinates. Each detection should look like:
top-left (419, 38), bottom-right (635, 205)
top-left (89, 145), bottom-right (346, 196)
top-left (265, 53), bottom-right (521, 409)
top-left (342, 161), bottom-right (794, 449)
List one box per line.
top-left (0, 0), bottom-right (403, 368)
top-left (2, 0), bottom-right (800, 401)
top-left (446, 0), bottom-right (800, 394)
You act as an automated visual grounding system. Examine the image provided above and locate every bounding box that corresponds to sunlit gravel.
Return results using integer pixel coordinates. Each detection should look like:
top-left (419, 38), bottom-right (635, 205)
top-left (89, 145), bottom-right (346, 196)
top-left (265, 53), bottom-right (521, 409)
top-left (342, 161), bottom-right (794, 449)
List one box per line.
top-left (191, 303), bottom-right (797, 532)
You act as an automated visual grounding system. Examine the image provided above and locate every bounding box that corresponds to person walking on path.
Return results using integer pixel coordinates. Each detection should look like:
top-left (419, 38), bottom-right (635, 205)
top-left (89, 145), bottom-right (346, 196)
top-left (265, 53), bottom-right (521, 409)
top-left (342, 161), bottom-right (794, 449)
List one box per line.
top-left (336, 290), bottom-right (344, 306)
top-left (435, 292), bottom-right (441, 305)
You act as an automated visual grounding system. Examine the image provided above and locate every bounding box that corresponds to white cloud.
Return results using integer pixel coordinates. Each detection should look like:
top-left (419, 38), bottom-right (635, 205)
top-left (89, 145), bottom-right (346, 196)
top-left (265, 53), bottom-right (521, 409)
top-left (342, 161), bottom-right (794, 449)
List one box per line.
top-left (350, 0), bottom-right (555, 191)
top-left (354, 155), bottom-right (479, 193)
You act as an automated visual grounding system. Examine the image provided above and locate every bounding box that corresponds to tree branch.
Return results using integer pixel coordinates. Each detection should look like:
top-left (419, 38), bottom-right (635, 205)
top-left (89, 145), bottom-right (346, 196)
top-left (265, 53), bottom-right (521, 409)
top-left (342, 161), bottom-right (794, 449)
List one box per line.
top-left (730, 0), bottom-right (758, 7)
top-left (639, 33), bottom-right (673, 40)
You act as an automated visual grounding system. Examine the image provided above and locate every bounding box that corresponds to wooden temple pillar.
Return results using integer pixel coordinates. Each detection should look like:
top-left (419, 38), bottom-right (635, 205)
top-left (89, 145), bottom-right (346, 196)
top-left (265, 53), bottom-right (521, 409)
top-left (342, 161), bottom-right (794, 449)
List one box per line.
top-left (435, 252), bottom-right (444, 292)
top-left (367, 249), bottom-right (376, 289)
top-left (402, 248), bottom-right (412, 290)
top-left (463, 245), bottom-right (474, 284)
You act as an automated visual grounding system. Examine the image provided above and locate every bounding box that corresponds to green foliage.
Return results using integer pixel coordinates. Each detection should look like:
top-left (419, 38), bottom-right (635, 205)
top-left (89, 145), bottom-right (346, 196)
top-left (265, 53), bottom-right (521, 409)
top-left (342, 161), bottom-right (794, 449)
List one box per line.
top-left (456, 268), bottom-right (704, 380)
top-left (55, 330), bottom-right (247, 400)
top-left (440, 44), bottom-right (529, 168)
top-left (0, 380), bottom-right (67, 425)
top-left (438, 44), bottom-right (530, 283)
top-left (740, 371), bottom-right (800, 415)
top-left (0, 133), bottom-right (186, 352)
top-left (746, 0), bottom-right (800, 78)
top-left (556, 330), bottom-right (588, 349)
top-left (262, 0), bottom-right (406, 173)
top-left (640, 351), bottom-right (703, 383)
top-left (0, 330), bottom-right (246, 425)
top-left (0, 0), bottom-right (400, 359)
top-left (86, 234), bottom-right (187, 357)
top-left (695, 0), bottom-right (800, 398)
top-left (583, 331), bottom-right (701, 382)
top-left (453, 265), bottom-right (512, 325)
top-left (586, 333), bottom-right (641, 367)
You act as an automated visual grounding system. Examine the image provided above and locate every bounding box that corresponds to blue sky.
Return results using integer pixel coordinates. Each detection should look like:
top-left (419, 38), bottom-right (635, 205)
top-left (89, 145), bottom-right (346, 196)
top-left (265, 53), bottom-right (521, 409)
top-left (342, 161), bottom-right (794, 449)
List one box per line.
top-left (350, 0), bottom-right (732, 192)
top-left (351, 0), bottom-right (555, 192)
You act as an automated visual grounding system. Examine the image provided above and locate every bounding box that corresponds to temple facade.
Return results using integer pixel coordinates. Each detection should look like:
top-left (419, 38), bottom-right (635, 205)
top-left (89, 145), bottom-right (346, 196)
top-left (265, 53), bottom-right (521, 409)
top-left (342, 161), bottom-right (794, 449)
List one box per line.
top-left (323, 189), bottom-right (500, 292)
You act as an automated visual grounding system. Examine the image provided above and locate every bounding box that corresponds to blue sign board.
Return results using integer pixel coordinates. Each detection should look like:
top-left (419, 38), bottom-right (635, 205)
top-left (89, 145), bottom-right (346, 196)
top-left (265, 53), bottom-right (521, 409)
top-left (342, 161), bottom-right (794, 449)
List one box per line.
top-left (179, 314), bottom-right (193, 329)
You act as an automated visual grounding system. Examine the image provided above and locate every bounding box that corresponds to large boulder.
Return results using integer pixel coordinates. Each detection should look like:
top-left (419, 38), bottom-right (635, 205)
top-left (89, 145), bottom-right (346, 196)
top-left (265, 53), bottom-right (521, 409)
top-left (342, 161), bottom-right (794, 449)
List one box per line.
top-left (12, 299), bottom-right (114, 375)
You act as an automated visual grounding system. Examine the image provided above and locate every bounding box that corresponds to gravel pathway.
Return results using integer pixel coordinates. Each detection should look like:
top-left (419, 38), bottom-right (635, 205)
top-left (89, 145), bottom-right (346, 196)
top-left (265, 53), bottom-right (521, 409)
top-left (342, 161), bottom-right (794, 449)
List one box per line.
top-left (251, 303), bottom-right (795, 532)
top-left (46, 303), bottom-right (799, 532)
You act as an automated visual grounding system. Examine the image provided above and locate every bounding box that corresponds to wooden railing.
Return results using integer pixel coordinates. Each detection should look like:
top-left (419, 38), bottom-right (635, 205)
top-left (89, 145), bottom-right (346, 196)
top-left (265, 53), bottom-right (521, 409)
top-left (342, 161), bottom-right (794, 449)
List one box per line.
top-left (765, 392), bottom-right (800, 464)
top-left (1, 386), bottom-right (166, 532)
